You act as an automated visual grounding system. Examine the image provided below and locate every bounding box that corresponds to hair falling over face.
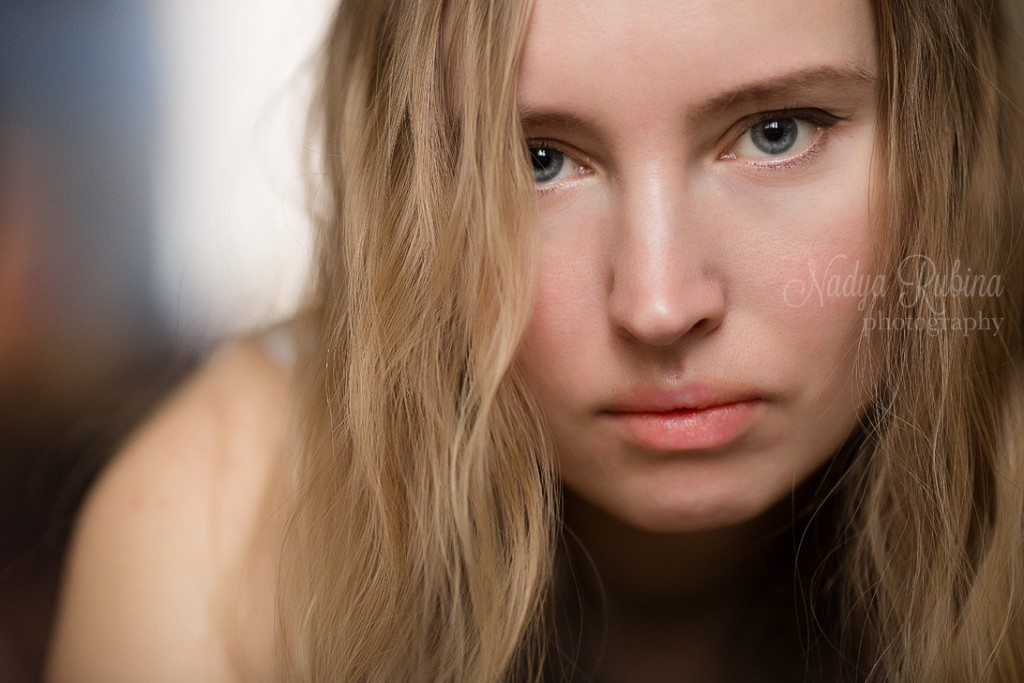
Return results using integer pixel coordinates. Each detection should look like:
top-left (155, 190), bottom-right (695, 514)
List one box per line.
top-left (273, 0), bottom-right (1024, 680)
top-left (277, 1), bottom-right (555, 680)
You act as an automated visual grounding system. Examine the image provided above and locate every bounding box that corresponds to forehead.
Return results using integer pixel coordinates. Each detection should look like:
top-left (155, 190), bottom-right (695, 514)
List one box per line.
top-left (517, 0), bottom-right (876, 119)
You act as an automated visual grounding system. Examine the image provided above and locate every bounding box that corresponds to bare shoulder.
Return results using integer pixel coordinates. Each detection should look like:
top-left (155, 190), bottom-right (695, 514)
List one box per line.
top-left (46, 339), bottom-right (295, 683)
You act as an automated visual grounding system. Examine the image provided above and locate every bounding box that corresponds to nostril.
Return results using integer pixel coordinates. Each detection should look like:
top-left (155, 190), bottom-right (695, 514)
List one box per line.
top-left (609, 282), bottom-right (726, 348)
top-left (687, 316), bottom-right (713, 336)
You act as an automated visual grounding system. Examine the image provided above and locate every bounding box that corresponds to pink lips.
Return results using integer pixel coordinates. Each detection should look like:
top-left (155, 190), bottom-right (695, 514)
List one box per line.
top-left (603, 384), bottom-right (762, 451)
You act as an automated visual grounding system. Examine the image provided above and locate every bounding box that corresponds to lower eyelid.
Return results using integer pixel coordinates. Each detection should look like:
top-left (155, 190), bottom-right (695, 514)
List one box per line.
top-left (535, 167), bottom-right (594, 199)
top-left (745, 145), bottom-right (823, 173)
top-left (732, 123), bottom-right (834, 173)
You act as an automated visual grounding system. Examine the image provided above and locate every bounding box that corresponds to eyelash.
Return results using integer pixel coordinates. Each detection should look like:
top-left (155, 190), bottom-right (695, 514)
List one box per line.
top-left (723, 107), bottom-right (841, 174)
top-left (527, 139), bottom-right (592, 196)
top-left (525, 107), bottom-right (842, 191)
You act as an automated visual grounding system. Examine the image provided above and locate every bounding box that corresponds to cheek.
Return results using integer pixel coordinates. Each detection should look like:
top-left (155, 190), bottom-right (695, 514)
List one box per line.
top-left (787, 201), bottom-right (873, 346)
top-left (706, 168), bottom-right (875, 418)
top-left (763, 195), bottom-right (876, 421)
top-left (518, 247), bottom-right (592, 402)
top-left (733, 175), bottom-right (874, 347)
top-left (520, 281), bottom-right (572, 380)
top-left (519, 200), bottom-right (609, 386)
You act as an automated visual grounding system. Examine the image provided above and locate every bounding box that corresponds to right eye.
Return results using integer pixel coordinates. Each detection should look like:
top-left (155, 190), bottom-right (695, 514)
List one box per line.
top-left (527, 141), bottom-right (586, 188)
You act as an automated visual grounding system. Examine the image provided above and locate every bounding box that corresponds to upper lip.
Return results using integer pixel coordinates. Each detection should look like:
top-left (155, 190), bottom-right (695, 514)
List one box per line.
top-left (602, 383), bottom-right (762, 413)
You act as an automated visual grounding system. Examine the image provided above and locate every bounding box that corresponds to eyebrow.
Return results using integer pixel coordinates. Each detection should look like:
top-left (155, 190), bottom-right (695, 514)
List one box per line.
top-left (687, 64), bottom-right (877, 123)
top-left (517, 64), bottom-right (877, 133)
top-left (517, 109), bottom-right (590, 135)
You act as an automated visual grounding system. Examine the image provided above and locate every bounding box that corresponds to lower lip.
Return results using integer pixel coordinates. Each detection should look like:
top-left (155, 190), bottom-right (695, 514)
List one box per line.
top-left (607, 401), bottom-right (760, 451)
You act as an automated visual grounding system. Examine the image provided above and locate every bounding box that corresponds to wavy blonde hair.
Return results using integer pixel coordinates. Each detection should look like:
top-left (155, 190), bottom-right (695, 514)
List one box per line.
top-left (275, 0), bottom-right (1024, 680)
top-left (276, 1), bottom-right (554, 680)
top-left (837, 0), bottom-right (1024, 680)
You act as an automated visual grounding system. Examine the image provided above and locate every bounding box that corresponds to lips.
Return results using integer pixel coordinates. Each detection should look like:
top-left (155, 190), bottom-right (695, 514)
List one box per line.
top-left (602, 384), bottom-right (762, 451)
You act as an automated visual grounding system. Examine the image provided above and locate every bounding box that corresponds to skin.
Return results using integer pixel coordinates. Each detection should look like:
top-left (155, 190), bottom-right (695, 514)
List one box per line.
top-left (47, 1), bottom-right (879, 681)
top-left (45, 343), bottom-right (288, 683)
top-left (515, 0), bottom-right (878, 678)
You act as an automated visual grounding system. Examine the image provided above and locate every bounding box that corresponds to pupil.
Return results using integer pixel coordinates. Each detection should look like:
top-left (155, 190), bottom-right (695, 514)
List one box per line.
top-left (762, 121), bottom-right (785, 142)
top-left (530, 147), bottom-right (564, 183)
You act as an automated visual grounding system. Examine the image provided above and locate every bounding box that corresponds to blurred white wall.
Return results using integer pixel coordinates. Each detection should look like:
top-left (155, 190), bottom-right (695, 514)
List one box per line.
top-left (152, 0), bottom-right (334, 338)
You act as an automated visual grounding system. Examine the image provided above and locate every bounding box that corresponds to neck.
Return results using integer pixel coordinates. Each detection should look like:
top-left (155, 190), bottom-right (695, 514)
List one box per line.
top-left (549, 488), bottom-right (823, 683)
top-left (562, 488), bottom-right (796, 604)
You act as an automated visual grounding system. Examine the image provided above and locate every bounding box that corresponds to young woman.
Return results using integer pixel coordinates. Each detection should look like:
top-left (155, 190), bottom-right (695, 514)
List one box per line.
top-left (47, 0), bottom-right (1024, 681)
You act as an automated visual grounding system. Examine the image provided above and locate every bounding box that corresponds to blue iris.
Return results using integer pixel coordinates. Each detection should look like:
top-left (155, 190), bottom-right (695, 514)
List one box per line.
top-left (530, 147), bottom-right (564, 183)
top-left (751, 118), bottom-right (798, 155)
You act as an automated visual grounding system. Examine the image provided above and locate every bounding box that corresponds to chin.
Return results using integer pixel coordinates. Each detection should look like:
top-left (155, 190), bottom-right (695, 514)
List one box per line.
top-left (624, 503), bottom-right (770, 535)
top-left (602, 485), bottom-right (789, 535)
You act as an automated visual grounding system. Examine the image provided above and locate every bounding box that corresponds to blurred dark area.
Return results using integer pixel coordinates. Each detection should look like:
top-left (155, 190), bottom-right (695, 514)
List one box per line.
top-left (1, 1), bottom-right (200, 679)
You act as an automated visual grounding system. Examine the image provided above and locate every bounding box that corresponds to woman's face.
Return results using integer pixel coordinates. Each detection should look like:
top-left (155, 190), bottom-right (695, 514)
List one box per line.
top-left (516, 0), bottom-right (879, 532)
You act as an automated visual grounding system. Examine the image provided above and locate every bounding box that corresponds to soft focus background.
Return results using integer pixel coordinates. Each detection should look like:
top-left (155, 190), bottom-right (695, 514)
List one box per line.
top-left (0, 0), bottom-right (331, 678)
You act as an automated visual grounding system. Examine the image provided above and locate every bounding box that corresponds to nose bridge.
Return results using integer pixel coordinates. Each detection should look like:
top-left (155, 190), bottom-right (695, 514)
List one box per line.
top-left (607, 161), bottom-right (724, 346)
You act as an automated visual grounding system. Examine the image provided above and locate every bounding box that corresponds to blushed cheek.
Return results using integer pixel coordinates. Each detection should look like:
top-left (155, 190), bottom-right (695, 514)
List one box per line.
top-left (752, 181), bottom-right (873, 334)
top-left (518, 252), bottom-right (584, 392)
top-left (522, 205), bottom-right (604, 351)
top-left (771, 215), bottom-right (876, 420)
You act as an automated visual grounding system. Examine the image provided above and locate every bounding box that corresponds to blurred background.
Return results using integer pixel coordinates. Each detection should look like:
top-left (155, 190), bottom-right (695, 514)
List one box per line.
top-left (0, 0), bottom-right (331, 678)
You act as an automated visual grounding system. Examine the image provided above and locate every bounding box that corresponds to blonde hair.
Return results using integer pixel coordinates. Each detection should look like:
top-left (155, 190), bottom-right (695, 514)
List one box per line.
top-left (277, 0), bottom-right (555, 680)
top-left (838, 0), bottom-right (1024, 679)
top-left (275, 0), bottom-right (1024, 680)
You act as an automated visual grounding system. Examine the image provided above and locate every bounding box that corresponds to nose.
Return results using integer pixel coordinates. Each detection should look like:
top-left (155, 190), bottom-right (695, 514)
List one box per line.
top-left (607, 171), bottom-right (725, 348)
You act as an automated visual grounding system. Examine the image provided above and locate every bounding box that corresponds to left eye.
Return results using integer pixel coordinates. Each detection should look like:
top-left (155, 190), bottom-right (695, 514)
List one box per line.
top-left (530, 146), bottom-right (566, 184)
top-left (527, 142), bottom-right (589, 188)
top-left (733, 116), bottom-right (821, 159)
